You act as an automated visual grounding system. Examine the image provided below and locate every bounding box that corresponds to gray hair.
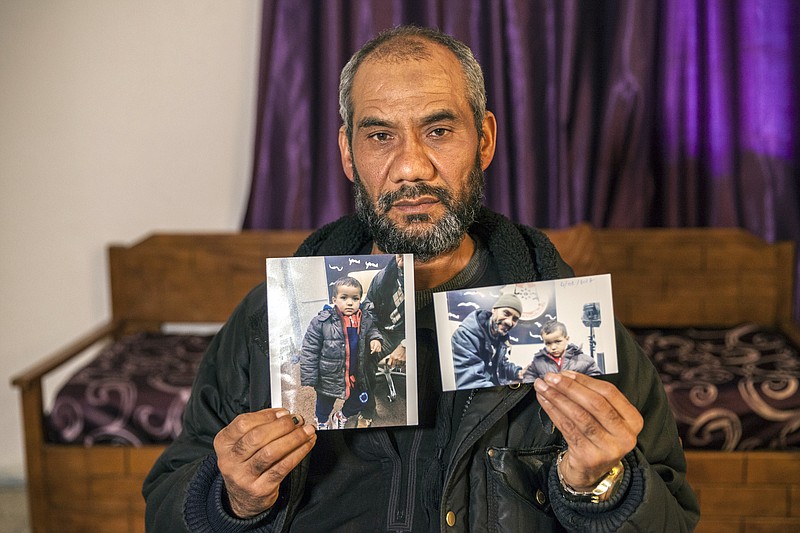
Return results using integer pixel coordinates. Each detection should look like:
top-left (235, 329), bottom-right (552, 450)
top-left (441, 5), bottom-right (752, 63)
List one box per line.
top-left (338, 25), bottom-right (487, 142)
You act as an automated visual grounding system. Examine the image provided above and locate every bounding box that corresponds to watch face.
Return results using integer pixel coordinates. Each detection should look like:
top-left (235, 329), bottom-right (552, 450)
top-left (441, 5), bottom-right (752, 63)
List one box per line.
top-left (557, 450), bottom-right (624, 503)
top-left (589, 462), bottom-right (624, 503)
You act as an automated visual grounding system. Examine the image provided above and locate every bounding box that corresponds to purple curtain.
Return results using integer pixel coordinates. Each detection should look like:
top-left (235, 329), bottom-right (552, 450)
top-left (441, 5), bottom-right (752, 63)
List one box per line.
top-left (243, 0), bottom-right (800, 320)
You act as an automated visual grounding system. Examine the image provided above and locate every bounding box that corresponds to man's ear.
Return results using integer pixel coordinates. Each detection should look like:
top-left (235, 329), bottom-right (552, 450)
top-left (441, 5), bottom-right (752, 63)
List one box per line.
top-left (338, 126), bottom-right (355, 183)
top-left (479, 111), bottom-right (497, 171)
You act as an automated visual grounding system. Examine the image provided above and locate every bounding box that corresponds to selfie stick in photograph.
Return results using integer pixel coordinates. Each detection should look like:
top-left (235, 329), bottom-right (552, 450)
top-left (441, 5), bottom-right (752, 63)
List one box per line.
top-left (581, 302), bottom-right (604, 371)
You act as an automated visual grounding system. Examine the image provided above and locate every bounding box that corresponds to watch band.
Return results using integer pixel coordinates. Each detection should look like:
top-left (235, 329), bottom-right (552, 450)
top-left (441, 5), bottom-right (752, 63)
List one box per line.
top-left (556, 449), bottom-right (624, 504)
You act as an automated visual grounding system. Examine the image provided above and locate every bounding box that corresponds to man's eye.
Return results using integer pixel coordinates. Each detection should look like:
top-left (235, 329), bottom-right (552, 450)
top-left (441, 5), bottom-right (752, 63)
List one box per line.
top-left (430, 128), bottom-right (449, 137)
top-left (370, 132), bottom-right (390, 142)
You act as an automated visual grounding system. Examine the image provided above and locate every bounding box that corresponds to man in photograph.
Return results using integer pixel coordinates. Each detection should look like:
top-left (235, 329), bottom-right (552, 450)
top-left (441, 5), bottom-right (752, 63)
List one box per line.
top-left (451, 293), bottom-right (525, 388)
top-left (360, 253), bottom-right (407, 426)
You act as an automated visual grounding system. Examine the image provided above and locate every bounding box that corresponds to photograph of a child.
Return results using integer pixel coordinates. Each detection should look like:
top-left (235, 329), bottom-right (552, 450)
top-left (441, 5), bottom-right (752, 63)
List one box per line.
top-left (433, 274), bottom-right (617, 391)
top-left (521, 319), bottom-right (603, 380)
top-left (267, 254), bottom-right (416, 429)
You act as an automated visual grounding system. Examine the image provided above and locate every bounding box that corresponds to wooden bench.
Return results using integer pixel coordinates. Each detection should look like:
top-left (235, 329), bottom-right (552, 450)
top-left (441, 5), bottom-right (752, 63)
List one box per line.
top-left (12, 226), bottom-right (799, 532)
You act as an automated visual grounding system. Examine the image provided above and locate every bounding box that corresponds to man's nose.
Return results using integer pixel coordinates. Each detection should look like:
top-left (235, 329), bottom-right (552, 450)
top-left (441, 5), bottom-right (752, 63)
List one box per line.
top-left (389, 135), bottom-right (435, 183)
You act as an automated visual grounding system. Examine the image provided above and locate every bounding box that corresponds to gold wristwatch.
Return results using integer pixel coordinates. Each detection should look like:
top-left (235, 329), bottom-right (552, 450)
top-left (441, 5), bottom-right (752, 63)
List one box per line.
top-left (556, 450), bottom-right (624, 504)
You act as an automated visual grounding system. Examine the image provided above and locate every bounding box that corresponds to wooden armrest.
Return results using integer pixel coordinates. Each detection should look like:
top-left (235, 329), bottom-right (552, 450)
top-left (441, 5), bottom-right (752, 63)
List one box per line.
top-left (10, 320), bottom-right (123, 391)
top-left (11, 320), bottom-right (124, 533)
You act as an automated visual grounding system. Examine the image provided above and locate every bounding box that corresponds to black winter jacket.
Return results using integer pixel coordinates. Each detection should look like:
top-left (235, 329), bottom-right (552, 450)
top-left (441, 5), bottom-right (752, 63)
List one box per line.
top-left (299, 305), bottom-right (382, 398)
top-left (451, 309), bottom-right (521, 388)
top-left (363, 255), bottom-right (405, 336)
top-left (522, 344), bottom-right (603, 381)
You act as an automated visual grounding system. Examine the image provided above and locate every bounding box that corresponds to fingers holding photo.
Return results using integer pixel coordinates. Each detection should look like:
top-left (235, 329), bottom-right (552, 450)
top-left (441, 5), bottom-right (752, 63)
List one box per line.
top-left (214, 408), bottom-right (317, 518)
top-left (534, 371), bottom-right (642, 486)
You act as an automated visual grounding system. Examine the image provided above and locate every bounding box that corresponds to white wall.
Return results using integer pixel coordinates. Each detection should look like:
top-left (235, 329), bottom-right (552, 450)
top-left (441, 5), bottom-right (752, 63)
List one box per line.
top-left (0, 1), bottom-right (262, 483)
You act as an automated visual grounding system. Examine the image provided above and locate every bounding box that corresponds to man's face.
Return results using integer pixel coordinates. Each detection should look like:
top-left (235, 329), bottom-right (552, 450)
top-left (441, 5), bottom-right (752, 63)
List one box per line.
top-left (332, 285), bottom-right (362, 316)
top-left (490, 307), bottom-right (521, 336)
top-left (542, 330), bottom-right (569, 358)
top-left (351, 160), bottom-right (483, 262)
top-left (339, 43), bottom-right (496, 262)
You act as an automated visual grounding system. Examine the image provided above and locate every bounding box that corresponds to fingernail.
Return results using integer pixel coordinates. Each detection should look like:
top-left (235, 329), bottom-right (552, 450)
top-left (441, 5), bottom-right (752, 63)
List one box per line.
top-left (275, 409), bottom-right (290, 418)
top-left (562, 370), bottom-right (577, 379)
top-left (303, 424), bottom-right (316, 435)
top-left (534, 378), bottom-right (548, 392)
top-left (545, 373), bottom-right (561, 385)
top-left (292, 415), bottom-right (301, 425)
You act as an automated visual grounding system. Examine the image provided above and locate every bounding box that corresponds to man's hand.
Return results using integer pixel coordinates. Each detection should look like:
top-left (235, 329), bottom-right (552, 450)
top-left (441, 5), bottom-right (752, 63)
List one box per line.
top-left (370, 339), bottom-right (382, 354)
top-left (214, 409), bottom-right (316, 518)
top-left (385, 343), bottom-right (406, 369)
top-left (534, 370), bottom-right (643, 490)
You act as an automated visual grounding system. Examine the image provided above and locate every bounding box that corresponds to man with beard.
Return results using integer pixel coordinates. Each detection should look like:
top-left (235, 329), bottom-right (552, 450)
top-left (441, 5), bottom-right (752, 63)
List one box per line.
top-left (451, 293), bottom-right (525, 389)
top-left (144, 25), bottom-right (699, 532)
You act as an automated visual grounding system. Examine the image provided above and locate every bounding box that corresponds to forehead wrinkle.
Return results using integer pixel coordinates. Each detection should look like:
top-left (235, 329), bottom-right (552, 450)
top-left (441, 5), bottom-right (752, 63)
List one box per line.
top-left (354, 53), bottom-right (468, 96)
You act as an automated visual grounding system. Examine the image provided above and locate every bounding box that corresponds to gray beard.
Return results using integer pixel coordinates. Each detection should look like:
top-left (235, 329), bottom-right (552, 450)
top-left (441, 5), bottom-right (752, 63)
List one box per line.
top-left (353, 159), bottom-right (484, 263)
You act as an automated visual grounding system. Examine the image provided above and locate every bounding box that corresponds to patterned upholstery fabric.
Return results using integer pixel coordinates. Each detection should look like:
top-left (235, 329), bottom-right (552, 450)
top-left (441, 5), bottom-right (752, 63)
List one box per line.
top-left (634, 323), bottom-right (800, 451)
top-left (46, 332), bottom-right (211, 445)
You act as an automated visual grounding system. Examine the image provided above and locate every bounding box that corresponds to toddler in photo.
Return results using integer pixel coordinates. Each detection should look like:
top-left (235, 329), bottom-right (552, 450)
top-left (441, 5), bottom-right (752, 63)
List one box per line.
top-left (300, 276), bottom-right (383, 429)
top-left (522, 319), bottom-right (602, 380)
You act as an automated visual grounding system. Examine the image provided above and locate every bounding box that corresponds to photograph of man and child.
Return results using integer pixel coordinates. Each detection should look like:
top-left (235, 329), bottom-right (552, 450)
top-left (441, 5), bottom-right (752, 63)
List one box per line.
top-left (267, 253), bottom-right (416, 430)
top-left (269, 255), bottom-right (616, 429)
top-left (434, 274), bottom-right (618, 392)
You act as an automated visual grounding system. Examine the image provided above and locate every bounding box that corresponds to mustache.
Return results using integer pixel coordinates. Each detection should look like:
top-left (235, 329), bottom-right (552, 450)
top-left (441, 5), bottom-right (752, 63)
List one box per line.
top-left (376, 183), bottom-right (454, 213)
